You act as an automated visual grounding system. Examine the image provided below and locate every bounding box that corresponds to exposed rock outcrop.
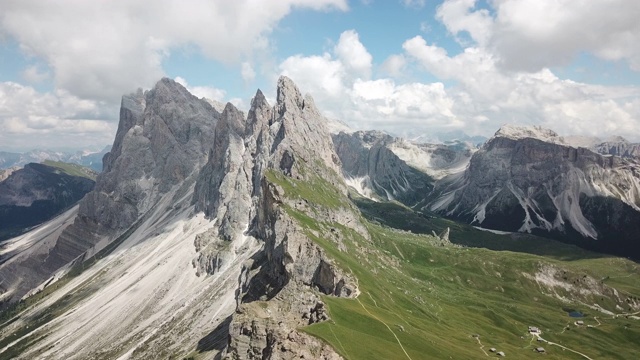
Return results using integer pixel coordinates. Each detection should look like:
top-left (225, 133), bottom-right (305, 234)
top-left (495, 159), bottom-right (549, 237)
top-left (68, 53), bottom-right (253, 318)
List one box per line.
top-left (49, 78), bottom-right (219, 266)
top-left (592, 138), bottom-right (640, 159)
top-left (191, 76), bottom-right (358, 277)
top-left (0, 166), bottom-right (20, 182)
top-left (0, 78), bottom-right (220, 303)
top-left (333, 130), bottom-right (472, 206)
top-left (333, 131), bottom-right (432, 204)
top-left (427, 125), bottom-right (640, 258)
top-left (190, 77), bottom-right (360, 359)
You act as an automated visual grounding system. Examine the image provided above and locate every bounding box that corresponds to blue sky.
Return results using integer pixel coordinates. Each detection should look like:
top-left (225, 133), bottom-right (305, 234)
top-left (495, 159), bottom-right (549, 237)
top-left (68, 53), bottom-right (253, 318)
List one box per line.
top-left (1, 0), bottom-right (640, 151)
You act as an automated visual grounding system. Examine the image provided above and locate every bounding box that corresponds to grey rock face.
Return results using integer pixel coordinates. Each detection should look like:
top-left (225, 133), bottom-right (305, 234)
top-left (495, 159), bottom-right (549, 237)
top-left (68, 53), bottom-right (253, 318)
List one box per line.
top-left (428, 125), bottom-right (640, 258)
top-left (192, 102), bottom-right (255, 275)
top-left (1, 76), bottom-right (360, 358)
top-left (270, 77), bottom-right (343, 181)
top-left (592, 139), bottom-right (640, 159)
top-left (101, 80), bottom-right (215, 213)
top-left (333, 131), bottom-right (433, 204)
top-left (82, 79), bottom-right (218, 234)
top-left (228, 295), bottom-right (342, 360)
top-left (226, 292), bottom-right (342, 360)
top-left (191, 77), bottom-right (353, 277)
top-left (189, 77), bottom-right (359, 358)
top-left (47, 78), bottom-right (219, 270)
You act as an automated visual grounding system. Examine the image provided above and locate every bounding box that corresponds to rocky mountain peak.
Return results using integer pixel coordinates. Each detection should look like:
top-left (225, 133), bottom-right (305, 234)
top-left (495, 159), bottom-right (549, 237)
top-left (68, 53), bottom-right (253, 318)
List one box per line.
top-left (276, 76), bottom-right (304, 114)
top-left (251, 88), bottom-right (268, 110)
top-left (246, 89), bottom-right (271, 132)
top-left (605, 135), bottom-right (629, 143)
top-left (192, 76), bottom-right (351, 275)
top-left (493, 124), bottom-right (564, 145)
top-left (220, 102), bottom-right (246, 136)
top-left (270, 76), bottom-right (342, 179)
top-left (428, 121), bottom-right (640, 258)
top-left (0, 76), bottom-right (360, 358)
top-left (46, 77), bottom-right (220, 269)
top-left (103, 89), bottom-right (146, 173)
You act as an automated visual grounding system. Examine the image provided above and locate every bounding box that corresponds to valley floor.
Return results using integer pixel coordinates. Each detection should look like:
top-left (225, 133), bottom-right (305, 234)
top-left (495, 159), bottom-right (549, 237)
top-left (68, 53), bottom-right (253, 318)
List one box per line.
top-left (300, 199), bottom-right (640, 359)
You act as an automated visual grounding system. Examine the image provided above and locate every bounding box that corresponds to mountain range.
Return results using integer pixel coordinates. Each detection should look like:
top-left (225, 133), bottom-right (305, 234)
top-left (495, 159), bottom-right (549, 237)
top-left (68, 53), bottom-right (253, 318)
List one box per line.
top-left (0, 147), bottom-right (110, 172)
top-left (0, 77), bottom-right (638, 359)
top-left (0, 161), bottom-right (96, 241)
top-left (336, 124), bottom-right (640, 260)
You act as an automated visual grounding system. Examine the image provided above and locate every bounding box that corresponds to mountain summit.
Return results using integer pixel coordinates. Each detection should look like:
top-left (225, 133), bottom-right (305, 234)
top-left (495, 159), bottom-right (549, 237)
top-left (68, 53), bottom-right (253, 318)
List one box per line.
top-left (0, 76), bottom-right (358, 359)
top-left (427, 124), bottom-right (640, 258)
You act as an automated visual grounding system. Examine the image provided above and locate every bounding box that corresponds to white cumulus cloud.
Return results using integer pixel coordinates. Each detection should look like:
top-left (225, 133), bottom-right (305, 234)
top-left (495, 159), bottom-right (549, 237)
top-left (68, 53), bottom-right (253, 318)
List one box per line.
top-left (279, 28), bottom-right (640, 140)
top-left (241, 62), bottom-right (256, 83)
top-left (0, 82), bottom-right (116, 151)
top-left (334, 30), bottom-right (373, 80)
top-left (279, 30), bottom-right (460, 133)
top-left (435, 0), bottom-right (640, 72)
top-left (403, 35), bottom-right (640, 138)
top-left (0, 0), bottom-right (348, 101)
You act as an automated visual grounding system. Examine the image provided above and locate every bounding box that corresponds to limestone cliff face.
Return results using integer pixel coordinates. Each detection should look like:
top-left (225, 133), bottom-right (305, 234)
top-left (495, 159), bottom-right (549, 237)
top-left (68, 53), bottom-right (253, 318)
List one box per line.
top-left (428, 125), bottom-right (640, 258)
top-left (0, 76), bottom-right (361, 359)
top-left (592, 139), bottom-right (640, 159)
top-left (0, 78), bottom-right (220, 299)
top-left (190, 76), bottom-right (359, 359)
top-left (333, 130), bottom-right (434, 204)
top-left (191, 77), bottom-right (353, 276)
top-left (270, 77), bottom-right (343, 179)
top-left (332, 130), bottom-right (472, 208)
top-left (231, 80), bottom-right (361, 360)
top-left (84, 78), bottom-right (219, 233)
top-left (53, 79), bottom-right (218, 264)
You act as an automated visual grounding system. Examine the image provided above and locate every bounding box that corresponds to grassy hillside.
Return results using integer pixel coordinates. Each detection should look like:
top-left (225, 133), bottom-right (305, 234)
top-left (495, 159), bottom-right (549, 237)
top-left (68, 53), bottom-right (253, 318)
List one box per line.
top-left (42, 160), bottom-right (97, 180)
top-left (269, 174), bottom-right (640, 359)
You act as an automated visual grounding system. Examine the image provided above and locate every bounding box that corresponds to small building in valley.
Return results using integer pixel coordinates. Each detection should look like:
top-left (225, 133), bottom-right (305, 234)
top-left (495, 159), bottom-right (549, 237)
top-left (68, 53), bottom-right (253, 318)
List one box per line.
top-left (529, 326), bottom-right (541, 334)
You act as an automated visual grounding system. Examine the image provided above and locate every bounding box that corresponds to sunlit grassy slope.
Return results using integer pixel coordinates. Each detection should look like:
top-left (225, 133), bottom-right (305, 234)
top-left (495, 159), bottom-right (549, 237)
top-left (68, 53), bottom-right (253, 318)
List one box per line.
top-left (42, 160), bottom-right (97, 180)
top-left (269, 172), bottom-right (640, 360)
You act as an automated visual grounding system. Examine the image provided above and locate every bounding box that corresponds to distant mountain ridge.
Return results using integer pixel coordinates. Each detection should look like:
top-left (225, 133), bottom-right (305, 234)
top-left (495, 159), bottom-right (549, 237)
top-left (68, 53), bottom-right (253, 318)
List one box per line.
top-left (0, 146), bottom-right (111, 172)
top-left (331, 124), bottom-right (640, 259)
top-left (0, 162), bottom-right (95, 241)
top-left (425, 125), bottom-right (640, 258)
